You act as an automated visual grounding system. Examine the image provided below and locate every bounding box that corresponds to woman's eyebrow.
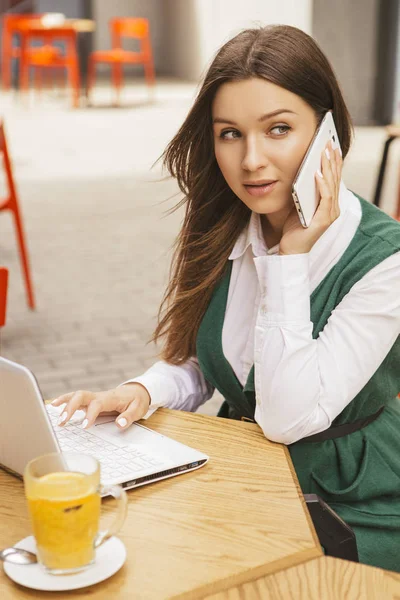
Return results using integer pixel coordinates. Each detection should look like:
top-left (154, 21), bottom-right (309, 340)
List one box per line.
top-left (213, 109), bottom-right (297, 125)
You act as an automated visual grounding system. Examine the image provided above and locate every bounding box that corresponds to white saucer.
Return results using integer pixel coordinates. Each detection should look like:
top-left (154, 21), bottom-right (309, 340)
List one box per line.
top-left (3, 536), bottom-right (126, 591)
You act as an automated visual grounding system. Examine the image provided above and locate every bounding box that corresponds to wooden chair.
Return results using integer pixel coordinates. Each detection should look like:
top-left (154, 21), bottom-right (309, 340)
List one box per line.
top-left (87, 17), bottom-right (155, 104)
top-left (373, 125), bottom-right (400, 220)
top-left (0, 267), bottom-right (9, 327)
top-left (18, 24), bottom-right (80, 108)
top-left (0, 121), bottom-right (35, 309)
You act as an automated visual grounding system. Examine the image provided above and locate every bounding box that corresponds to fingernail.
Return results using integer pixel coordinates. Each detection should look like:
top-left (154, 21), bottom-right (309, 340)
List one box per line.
top-left (325, 148), bottom-right (330, 160)
top-left (58, 412), bottom-right (67, 425)
top-left (338, 146), bottom-right (342, 157)
top-left (317, 169), bottom-right (323, 178)
top-left (117, 417), bottom-right (128, 428)
top-left (81, 419), bottom-right (88, 429)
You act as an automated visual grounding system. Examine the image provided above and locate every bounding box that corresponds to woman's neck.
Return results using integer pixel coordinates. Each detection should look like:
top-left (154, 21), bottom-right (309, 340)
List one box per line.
top-left (260, 207), bottom-right (291, 249)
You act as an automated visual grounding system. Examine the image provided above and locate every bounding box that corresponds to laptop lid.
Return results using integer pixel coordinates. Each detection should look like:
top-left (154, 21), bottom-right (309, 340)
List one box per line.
top-left (0, 357), bottom-right (60, 478)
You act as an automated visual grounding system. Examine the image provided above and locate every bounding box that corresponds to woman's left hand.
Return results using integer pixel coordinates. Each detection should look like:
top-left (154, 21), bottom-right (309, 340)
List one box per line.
top-left (279, 140), bottom-right (343, 256)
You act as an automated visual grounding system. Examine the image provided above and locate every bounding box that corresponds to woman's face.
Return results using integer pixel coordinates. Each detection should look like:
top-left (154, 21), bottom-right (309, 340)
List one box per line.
top-left (212, 77), bottom-right (319, 221)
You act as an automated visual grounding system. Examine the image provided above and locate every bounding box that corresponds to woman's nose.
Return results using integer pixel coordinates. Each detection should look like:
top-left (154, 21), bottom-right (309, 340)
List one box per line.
top-left (241, 139), bottom-right (267, 172)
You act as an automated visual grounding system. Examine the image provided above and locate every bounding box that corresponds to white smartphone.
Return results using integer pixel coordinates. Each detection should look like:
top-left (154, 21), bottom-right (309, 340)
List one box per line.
top-left (292, 111), bottom-right (341, 228)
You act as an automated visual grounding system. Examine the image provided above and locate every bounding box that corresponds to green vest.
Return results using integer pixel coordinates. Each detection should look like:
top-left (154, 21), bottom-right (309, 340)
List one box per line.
top-left (196, 195), bottom-right (400, 572)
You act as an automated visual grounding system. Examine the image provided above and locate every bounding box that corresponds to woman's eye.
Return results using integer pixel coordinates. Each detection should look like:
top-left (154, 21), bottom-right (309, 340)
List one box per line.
top-left (219, 129), bottom-right (240, 140)
top-left (218, 125), bottom-right (291, 140)
top-left (270, 125), bottom-right (291, 136)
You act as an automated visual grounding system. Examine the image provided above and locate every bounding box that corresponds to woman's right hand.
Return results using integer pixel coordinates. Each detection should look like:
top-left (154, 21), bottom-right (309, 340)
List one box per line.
top-left (50, 383), bottom-right (151, 430)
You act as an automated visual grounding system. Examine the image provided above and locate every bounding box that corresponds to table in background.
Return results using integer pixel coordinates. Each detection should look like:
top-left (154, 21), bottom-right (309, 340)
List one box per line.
top-left (0, 409), bottom-right (321, 599)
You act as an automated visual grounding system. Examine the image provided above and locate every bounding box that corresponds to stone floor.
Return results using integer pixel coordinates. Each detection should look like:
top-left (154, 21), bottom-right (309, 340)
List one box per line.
top-left (1, 77), bottom-right (399, 416)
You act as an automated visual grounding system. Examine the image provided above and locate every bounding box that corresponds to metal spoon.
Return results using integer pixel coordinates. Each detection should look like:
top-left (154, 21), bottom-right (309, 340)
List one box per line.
top-left (0, 547), bottom-right (37, 565)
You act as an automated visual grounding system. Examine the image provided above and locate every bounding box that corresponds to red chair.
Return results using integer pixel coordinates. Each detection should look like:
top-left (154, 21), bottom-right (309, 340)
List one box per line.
top-left (18, 23), bottom-right (80, 108)
top-left (0, 121), bottom-right (35, 309)
top-left (1, 13), bottom-right (40, 90)
top-left (0, 267), bottom-right (9, 327)
top-left (1, 14), bottom-right (62, 90)
top-left (88, 18), bottom-right (155, 104)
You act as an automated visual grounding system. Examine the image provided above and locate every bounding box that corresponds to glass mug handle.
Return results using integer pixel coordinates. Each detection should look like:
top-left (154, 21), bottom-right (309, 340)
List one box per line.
top-left (94, 484), bottom-right (128, 548)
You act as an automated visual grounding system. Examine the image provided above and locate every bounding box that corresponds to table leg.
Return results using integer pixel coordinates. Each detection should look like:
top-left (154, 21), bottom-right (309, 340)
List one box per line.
top-left (77, 31), bottom-right (92, 104)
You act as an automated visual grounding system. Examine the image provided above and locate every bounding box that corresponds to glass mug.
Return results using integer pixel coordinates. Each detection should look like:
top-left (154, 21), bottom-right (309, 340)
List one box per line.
top-left (24, 452), bottom-right (127, 575)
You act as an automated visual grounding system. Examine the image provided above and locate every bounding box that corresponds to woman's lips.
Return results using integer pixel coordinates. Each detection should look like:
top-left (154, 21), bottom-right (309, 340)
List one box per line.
top-left (243, 181), bottom-right (278, 196)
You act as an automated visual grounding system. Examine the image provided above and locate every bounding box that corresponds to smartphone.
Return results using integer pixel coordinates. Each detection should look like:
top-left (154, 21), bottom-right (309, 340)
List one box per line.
top-left (292, 111), bottom-right (341, 228)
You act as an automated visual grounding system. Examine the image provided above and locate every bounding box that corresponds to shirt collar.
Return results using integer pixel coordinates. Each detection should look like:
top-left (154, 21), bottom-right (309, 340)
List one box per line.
top-left (229, 211), bottom-right (269, 260)
top-left (229, 179), bottom-right (352, 261)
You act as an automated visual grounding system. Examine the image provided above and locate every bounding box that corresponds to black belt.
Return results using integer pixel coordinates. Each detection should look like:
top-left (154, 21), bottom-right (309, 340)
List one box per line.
top-left (298, 406), bottom-right (384, 443)
top-left (240, 406), bottom-right (385, 442)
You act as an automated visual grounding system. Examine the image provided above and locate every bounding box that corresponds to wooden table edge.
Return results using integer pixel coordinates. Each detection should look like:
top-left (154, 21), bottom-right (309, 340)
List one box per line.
top-left (171, 546), bottom-right (322, 600)
top-left (282, 445), bottom-right (322, 550)
top-left (200, 555), bottom-right (400, 600)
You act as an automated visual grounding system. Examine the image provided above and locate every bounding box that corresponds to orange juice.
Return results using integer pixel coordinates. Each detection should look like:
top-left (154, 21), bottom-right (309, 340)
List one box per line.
top-left (26, 471), bottom-right (101, 570)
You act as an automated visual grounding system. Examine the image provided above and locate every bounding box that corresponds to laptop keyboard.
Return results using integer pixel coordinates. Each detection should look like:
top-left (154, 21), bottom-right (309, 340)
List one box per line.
top-left (46, 406), bottom-right (164, 481)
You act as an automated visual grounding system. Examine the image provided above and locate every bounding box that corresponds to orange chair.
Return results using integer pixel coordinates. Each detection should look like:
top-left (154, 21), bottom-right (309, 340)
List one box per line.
top-left (1, 13), bottom-right (41, 90)
top-left (1, 14), bottom-right (62, 91)
top-left (0, 121), bottom-right (35, 309)
top-left (18, 24), bottom-right (80, 108)
top-left (87, 18), bottom-right (155, 104)
top-left (0, 267), bottom-right (9, 327)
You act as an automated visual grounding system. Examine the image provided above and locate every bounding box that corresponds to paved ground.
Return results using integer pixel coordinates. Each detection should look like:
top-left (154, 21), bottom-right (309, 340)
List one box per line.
top-left (1, 78), bottom-right (399, 416)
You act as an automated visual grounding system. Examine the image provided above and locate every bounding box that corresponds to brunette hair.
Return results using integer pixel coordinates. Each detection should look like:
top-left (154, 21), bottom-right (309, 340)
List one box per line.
top-left (149, 24), bottom-right (354, 363)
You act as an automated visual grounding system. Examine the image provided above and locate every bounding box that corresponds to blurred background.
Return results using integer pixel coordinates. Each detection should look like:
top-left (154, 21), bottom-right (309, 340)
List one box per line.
top-left (0, 0), bottom-right (399, 416)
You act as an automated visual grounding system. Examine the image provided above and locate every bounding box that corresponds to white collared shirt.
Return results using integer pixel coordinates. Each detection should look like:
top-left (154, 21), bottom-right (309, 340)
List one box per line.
top-left (125, 181), bottom-right (400, 444)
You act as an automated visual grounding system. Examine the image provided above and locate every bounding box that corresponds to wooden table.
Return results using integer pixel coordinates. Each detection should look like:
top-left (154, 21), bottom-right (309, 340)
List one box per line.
top-left (0, 409), bottom-right (321, 599)
top-left (203, 556), bottom-right (400, 600)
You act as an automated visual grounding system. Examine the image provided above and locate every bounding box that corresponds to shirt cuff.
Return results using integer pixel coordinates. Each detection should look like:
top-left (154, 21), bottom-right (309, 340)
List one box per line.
top-left (254, 254), bottom-right (311, 322)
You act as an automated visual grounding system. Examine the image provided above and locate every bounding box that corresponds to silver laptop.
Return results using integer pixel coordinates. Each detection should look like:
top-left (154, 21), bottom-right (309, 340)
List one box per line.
top-left (0, 357), bottom-right (209, 492)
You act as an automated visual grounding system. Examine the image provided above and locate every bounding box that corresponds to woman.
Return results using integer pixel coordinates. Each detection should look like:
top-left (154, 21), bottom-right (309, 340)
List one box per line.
top-left (53, 25), bottom-right (400, 571)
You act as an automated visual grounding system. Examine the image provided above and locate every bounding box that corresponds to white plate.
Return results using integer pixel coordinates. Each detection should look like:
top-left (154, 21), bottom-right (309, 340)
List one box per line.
top-left (3, 536), bottom-right (126, 591)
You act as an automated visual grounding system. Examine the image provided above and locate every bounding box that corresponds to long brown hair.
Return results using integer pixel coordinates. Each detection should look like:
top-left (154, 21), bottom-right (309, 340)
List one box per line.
top-left (149, 24), bottom-right (354, 364)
